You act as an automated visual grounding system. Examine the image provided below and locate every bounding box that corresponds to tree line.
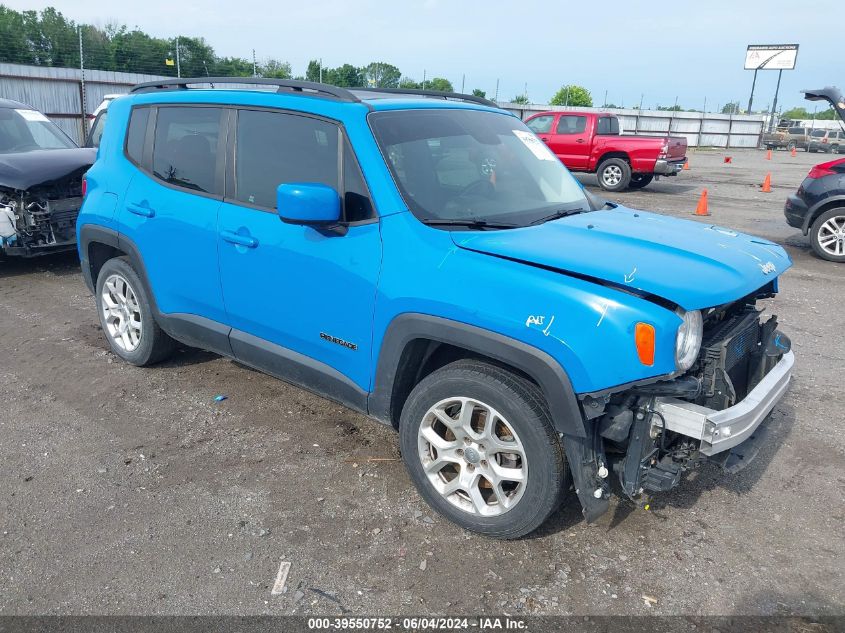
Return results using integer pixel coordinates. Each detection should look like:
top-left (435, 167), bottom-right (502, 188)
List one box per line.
top-left (0, 6), bottom-right (462, 92)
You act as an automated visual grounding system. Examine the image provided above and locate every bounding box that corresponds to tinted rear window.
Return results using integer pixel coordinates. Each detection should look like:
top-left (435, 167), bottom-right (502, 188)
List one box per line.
top-left (152, 106), bottom-right (222, 194)
top-left (125, 107), bottom-right (149, 162)
top-left (596, 117), bottom-right (620, 135)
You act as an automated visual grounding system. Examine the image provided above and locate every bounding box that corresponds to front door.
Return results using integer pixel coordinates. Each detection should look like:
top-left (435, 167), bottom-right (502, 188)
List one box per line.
top-left (217, 108), bottom-right (382, 397)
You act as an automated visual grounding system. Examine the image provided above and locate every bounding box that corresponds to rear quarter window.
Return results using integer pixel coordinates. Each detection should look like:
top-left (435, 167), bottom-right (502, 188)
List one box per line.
top-left (125, 107), bottom-right (150, 164)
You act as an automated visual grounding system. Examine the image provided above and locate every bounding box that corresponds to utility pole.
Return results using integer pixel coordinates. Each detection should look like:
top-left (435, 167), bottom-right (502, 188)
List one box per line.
top-left (494, 78), bottom-right (499, 102)
top-left (603, 90), bottom-right (607, 108)
top-left (703, 96), bottom-right (707, 113)
top-left (78, 25), bottom-right (87, 134)
top-left (461, 74), bottom-right (465, 93)
top-left (639, 94), bottom-right (644, 110)
top-left (252, 49), bottom-right (257, 77)
top-left (319, 58), bottom-right (323, 83)
top-left (175, 36), bottom-right (181, 78)
top-left (422, 69), bottom-right (426, 90)
top-left (769, 69), bottom-right (783, 132)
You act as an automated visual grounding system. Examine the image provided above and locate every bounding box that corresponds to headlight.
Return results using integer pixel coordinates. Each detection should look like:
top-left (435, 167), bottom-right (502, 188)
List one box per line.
top-left (675, 310), bottom-right (703, 371)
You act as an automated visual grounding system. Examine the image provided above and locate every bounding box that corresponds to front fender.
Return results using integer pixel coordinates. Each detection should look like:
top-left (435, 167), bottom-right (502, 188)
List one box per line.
top-left (370, 313), bottom-right (587, 437)
top-left (372, 213), bottom-right (682, 415)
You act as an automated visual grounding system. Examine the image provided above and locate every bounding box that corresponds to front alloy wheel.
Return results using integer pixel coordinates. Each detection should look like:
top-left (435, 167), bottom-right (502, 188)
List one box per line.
top-left (418, 397), bottom-right (527, 517)
top-left (399, 359), bottom-right (568, 539)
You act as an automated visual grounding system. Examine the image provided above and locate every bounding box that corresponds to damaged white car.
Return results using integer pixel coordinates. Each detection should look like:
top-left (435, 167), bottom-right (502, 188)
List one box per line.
top-left (0, 98), bottom-right (95, 258)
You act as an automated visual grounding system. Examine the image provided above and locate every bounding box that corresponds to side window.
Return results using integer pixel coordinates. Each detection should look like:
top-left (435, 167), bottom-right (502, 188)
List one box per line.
top-left (596, 117), bottom-right (620, 135)
top-left (125, 107), bottom-right (150, 164)
top-left (235, 109), bottom-right (339, 209)
top-left (556, 115), bottom-right (587, 134)
top-left (87, 111), bottom-right (108, 148)
top-left (343, 140), bottom-right (374, 222)
top-left (152, 106), bottom-right (222, 194)
top-left (526, 115), bottom-right (553, 134)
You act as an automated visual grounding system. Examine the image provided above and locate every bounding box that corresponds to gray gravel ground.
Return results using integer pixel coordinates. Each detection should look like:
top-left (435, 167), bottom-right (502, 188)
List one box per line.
top-left (0, 148), bottom-right (843, 616)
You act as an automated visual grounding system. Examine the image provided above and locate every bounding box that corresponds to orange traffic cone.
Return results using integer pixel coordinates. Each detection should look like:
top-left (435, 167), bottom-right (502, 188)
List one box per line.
top-left (790, 147), bottom-right (797, 157)
top-left (724, 156), bottom-right (732, 164)
top-left (695, 189), bottom-right (710, 216)
top-left (683, 160), bottom-right (690, 170)
top-left (766, 149), bottom-right (772, 160)
top-left (761, 173), bottom-right (772, 193)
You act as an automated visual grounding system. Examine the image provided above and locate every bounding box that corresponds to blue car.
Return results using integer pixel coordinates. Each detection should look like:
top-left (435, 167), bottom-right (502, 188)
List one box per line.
top-left (77, 79), bottom-right (794, 538)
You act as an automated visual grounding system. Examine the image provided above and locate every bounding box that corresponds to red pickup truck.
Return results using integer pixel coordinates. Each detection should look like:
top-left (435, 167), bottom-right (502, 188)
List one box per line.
top-left (524, 111), bottom-right (688, 191)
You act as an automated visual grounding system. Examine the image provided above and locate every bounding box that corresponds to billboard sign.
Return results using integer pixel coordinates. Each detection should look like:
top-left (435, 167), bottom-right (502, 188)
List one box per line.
top-left (745, 44), bottom-right (799, 70)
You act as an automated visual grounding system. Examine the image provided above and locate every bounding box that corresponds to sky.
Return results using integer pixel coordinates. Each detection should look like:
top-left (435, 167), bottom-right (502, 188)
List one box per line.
top-left (4, 0), bottom-right (839, 111)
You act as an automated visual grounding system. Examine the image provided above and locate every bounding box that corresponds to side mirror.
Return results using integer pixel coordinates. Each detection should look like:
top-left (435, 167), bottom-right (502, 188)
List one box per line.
top-left (276, 183), bottom-right (341, 226)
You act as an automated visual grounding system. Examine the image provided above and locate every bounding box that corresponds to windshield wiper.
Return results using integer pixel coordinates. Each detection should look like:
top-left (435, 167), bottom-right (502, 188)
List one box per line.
top-left (529, 207), bottom-right (590, 226)
top-left (422, 218), bottom-right (521, 230)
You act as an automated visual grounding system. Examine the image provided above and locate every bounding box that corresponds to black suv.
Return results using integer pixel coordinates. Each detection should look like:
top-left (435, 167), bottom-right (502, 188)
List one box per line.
top-left (784, 87), bottom-right (845, 262)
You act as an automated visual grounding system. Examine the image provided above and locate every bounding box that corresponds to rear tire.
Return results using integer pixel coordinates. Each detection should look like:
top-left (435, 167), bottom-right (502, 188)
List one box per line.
top-left (399, 359), bottom-right (568, 539)
top-left (810, 208), bottom-right (845, 263)
top-left (628, 174), bottom-right (654, 189)
top-left (597, 158), bottom-right (631, 192)
top-left (95, 257), bottom-right (176, 365)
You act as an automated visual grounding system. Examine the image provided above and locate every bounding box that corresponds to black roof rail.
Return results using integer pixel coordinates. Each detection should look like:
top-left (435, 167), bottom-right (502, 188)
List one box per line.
top-left (351, 87), bottom-right (498, 108)
top-left (130, 77), bottom-right (361, 102)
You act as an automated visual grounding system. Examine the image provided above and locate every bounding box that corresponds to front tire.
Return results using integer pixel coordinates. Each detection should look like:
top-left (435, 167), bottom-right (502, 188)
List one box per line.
top-left (628, 174), bottom-right (654, 189)
top-left (95, 257), bottom-right (176, 365)
top-left (810, 208), bottom-right (845, 263)
top-left (597, 158), bottom-right (631, 191)
top-left (399, 359), bottom-right (567, 539)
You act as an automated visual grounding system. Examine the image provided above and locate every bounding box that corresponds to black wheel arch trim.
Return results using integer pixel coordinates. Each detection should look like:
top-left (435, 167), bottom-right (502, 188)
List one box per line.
top-left (803, 195), bottom-right (845, 234)
top-left (369, 313), bottom-right (586, 437)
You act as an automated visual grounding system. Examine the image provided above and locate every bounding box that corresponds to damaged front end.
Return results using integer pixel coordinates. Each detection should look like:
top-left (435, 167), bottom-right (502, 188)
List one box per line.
top-left (0, 158), bottom-right (91, 258)
top-left (575, 287), bottom-right (793, 516)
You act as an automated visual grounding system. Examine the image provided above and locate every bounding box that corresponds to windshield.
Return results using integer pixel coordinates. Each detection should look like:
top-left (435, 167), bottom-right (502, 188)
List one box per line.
top-left (0, 107), bottom-right (77, 153)
top-left (370, 109), bottom-right (590, 226)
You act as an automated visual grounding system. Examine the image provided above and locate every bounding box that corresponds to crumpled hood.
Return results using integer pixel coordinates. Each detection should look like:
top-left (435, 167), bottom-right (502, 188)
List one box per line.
top-left (0, 148), bottom-right (96, 191)
top-left (452, 206), bottom-right (792, 311)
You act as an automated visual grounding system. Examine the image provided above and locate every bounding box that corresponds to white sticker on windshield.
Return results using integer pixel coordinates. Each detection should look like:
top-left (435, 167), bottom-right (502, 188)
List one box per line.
top-left (15, 109), bottom-right (50, 122)
top-left (513, 129), bottom-right (556, 161)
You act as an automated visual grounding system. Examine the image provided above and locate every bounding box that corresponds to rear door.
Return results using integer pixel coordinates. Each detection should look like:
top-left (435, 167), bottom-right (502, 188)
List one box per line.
top-left (119, 105), bottom-right (227, 325)
top-left (547, 114), bottom-right (590, 170)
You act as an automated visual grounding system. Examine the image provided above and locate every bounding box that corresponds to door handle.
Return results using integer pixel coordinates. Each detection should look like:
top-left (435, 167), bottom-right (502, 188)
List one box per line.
top-left (575, 139), bottom-right (585, 143)
top-left (127, 202), bottom-right (155, 218)
top-left (221, 229), bottom-right (259, 248)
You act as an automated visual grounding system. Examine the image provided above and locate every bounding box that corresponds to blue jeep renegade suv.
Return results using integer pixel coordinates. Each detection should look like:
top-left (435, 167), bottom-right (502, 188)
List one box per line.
top-left (77, 78), bottom-right (794, 538)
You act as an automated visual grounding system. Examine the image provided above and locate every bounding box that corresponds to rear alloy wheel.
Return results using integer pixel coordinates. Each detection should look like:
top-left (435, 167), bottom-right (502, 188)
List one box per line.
top-left (597, 158), bottom-right (631, 192)
top-left (810, 208), bottom-right (845, 263)
top-left (95, 257), bottom-right (176, 365)
top-left (628, 174), bottom-right (654, 189)
top-left (399, 359), bottom-right (567, 539)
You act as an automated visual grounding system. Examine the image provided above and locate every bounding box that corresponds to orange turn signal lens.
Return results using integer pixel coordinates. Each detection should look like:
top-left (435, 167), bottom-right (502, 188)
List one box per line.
top-left (635, 323), bottom-right (656, 366)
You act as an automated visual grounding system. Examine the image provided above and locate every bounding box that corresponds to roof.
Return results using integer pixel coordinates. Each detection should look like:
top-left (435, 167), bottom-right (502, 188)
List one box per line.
top-left (0, 97), bottom-right (31, 109)
top-left (126, 77), bottom-right (504, 114)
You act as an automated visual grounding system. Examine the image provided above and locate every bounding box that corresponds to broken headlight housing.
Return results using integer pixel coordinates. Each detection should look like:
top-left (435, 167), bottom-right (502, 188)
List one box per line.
top-left (675, 309), bottom-right (703, 371)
